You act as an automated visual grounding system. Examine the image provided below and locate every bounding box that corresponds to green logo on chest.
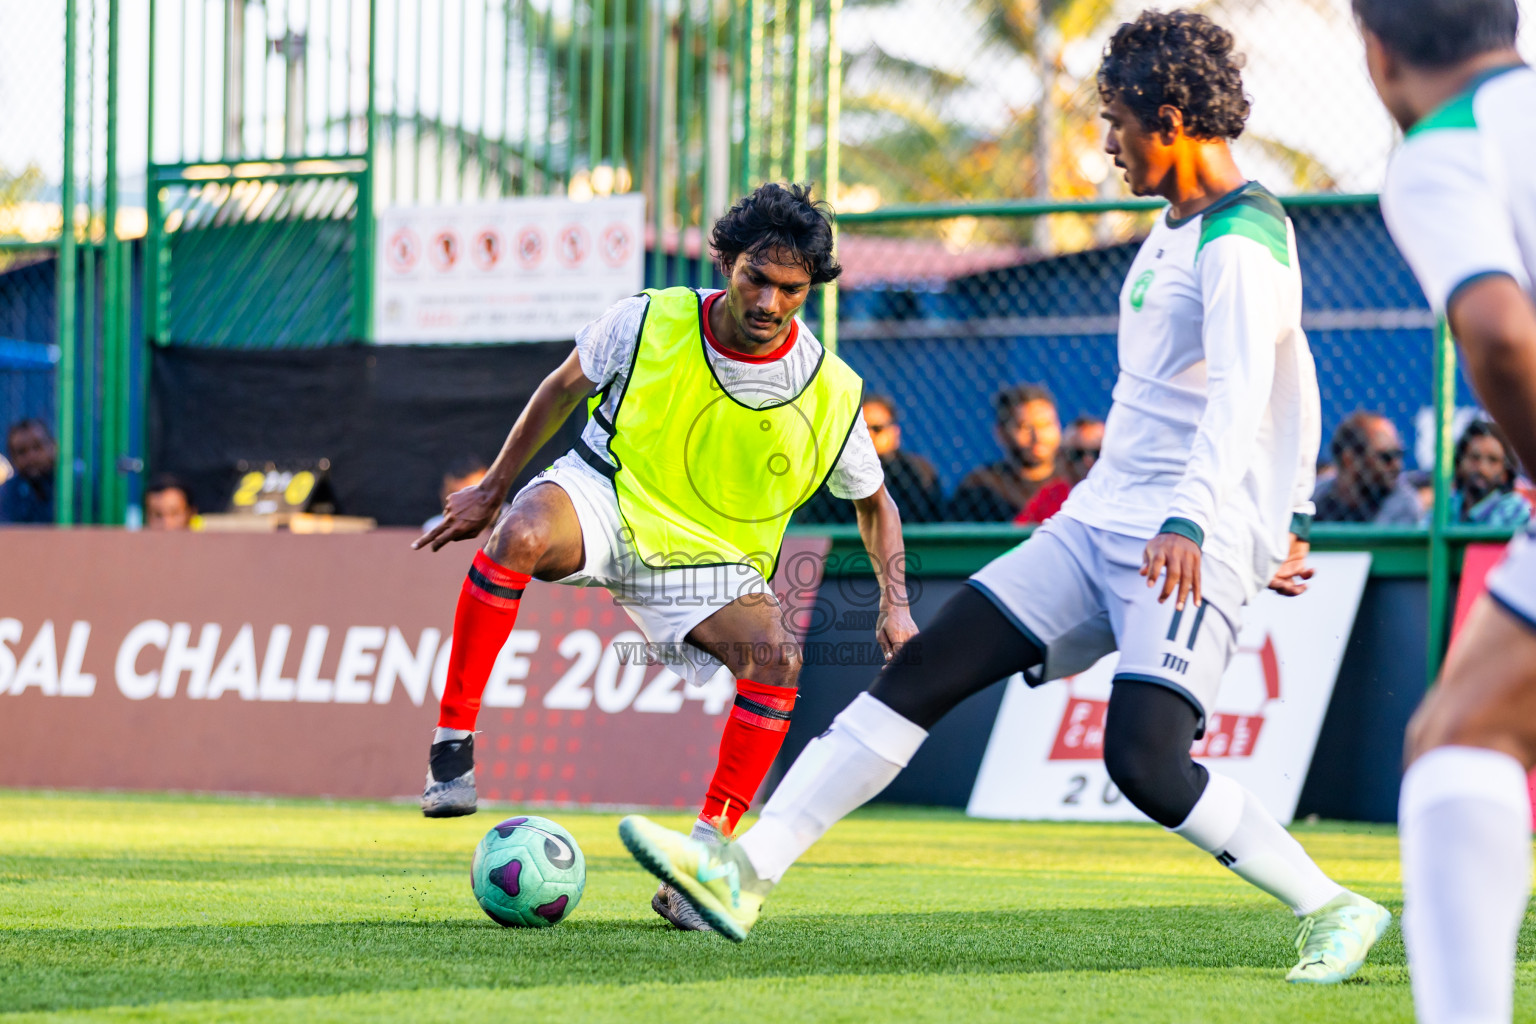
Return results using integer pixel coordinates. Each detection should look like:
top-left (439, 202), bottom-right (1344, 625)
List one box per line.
top-left (1129, 270), bottom-right (1156, 311)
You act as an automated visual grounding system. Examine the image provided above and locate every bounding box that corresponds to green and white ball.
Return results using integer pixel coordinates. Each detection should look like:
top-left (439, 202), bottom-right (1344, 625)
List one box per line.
top-left (471, 815), bottom-right (586, 927)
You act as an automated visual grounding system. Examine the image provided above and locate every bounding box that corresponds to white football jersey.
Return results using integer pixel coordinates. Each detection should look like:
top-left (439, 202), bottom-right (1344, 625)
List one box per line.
top-left (1061, 182), bottom-right (1322, 596)
top-left (1381, 64), bottom-right (1536, 314)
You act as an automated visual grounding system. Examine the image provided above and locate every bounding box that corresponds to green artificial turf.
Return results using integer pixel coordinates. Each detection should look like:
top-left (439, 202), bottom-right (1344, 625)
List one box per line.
top-left (2, 790), bottom-right (1533, 1022)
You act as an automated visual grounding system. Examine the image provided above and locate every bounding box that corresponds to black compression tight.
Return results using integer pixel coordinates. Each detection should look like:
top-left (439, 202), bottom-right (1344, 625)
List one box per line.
top-left (1102, 680), bottom-right (1210, 827)
top-left (866, 585), bottom-right (1210, 828)
top-left (868, 584), bottom-right (1045, 730)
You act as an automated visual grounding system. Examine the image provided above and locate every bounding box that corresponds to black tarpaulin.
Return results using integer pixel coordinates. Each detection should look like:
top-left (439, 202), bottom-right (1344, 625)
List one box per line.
top-left (151, 343), bottom-right (584, 526)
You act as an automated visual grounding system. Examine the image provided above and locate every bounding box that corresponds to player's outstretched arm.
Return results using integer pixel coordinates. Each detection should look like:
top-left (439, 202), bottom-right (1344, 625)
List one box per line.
top-left (1448, 275), bottom-right (1536, 481)
top-left (851, 485), bottom-right (917, 660)
top-left (414, 348), bottom-right (596, 551)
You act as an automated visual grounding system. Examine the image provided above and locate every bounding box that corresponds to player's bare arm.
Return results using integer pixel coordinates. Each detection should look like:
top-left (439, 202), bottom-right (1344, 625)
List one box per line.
top-left (1448, 275), bottom-right (1536, 479)
top-left (414, 349), bottom-right (596, 551)
top-left (851, 485), bottom-right (917, 660)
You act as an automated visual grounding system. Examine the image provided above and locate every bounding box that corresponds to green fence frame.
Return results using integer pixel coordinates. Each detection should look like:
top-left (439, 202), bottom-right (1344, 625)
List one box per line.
top-left (143, 0), bottom-right (842, 356)
top-left (1, 0), bottom-right (136, 527)
top-left (12, 2), bottom-right (1499, 688)
top-left (819, 193), bottom-right (1490, 687)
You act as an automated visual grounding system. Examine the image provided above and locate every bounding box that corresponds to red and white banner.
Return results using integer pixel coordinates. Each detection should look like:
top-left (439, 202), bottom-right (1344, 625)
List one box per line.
top-left (0, 530), bottom-right (826, 806)
top-left (375, 194), bottom-right (645, 343)
top-left (967, 553), bottom-right (1372, 826)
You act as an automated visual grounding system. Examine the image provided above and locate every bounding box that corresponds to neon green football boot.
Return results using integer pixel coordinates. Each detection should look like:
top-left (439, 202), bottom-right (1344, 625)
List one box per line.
top-left (619, 815), bottom-right (772, 942)
top-left (1285, 890), bottom-right (1393, 984)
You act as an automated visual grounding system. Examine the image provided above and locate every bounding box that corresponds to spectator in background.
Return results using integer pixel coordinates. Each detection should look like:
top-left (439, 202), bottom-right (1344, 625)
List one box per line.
top-left (1405, 469), bottom-right (1435, 517)
top-left (1441, 419), bottom-right (1531, 527)
top-left (422, 455), bottom-right (491, 533)
top-left (145, 473), bottom-right (197, 531)
top-left (796, 395), bottom-right (944, 524)
top-left (1312, 412), bottom-right (1422, 524)
top-left (950, 383), bottom-right (1061, 521)
top-left (0, 418), bottom-right (55, 524)
top-left (1014, 416), bottom-right (1104, 525)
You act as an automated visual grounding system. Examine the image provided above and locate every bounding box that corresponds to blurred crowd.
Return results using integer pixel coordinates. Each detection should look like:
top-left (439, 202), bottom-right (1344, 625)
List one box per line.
top-left (3, 397), bottom-right (1533, 531)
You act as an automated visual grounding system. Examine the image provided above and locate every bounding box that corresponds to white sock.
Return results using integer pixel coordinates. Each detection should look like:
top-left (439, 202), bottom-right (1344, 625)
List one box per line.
top-left (1173, 771), bottom-right (1344, 915)
top-left (1401, 746), bottom-right (1530, 1024)
top-left (737, 693), bottom-right (927, 883)
top-left (434, 727), bottom-right (473, 743)
top-left (690, 818), bottom-right (723, 847)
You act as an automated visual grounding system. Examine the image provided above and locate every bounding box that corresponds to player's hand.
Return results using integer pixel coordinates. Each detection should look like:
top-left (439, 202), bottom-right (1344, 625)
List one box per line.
top-left (1141, 533), bottom-right (1202, 609)
top-left (875, 604), bottom-right (918, 662)
top-left (413, 483), bottom-right (504, 552)
top-left (1267, 534), bottom-right (1314, 597)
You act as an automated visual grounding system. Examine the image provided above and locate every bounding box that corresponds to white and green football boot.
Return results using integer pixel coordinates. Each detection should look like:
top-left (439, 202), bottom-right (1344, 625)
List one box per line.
top-left (1285, 890), bottom-right (1393, 984)
top-left (619, 815), bottom-right (771, 942)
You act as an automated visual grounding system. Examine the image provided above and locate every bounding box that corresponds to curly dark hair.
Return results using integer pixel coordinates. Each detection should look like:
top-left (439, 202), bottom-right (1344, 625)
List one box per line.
top-left (1353, 0), bottom-right (1518, 69)
top-left (1097, 9), bottom-right (1251, 140)
top-left (709, 182), bottom-right (842, 286)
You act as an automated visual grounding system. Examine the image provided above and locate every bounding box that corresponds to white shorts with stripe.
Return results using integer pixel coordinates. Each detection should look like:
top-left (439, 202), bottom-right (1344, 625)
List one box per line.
top-left (1488, 525), bottom-right (1536, 633)
top-left (514, 451), bottom-right (771, 687)
top-left (968, 514), bottom-right (1248, 734)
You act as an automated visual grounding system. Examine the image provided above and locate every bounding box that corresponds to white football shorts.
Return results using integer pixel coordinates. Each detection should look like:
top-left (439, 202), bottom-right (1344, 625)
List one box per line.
top-left (514, 450), bottom-right (772, 687)
top-left (968, 514), bottom-right (1248, 734)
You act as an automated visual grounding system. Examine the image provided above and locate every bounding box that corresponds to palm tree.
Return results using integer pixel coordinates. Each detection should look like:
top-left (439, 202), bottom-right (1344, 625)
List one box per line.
top-left (839, 0), bottom-right (1339, 250)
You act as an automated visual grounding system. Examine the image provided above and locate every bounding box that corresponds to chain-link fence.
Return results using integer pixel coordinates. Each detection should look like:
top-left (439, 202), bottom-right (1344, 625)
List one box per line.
top-left (0, 1), bottom-right (65, 447)
top-left (792, 196), bottom-right (1475, 524)
top-left (835, 0), bottom-right (1536, 212)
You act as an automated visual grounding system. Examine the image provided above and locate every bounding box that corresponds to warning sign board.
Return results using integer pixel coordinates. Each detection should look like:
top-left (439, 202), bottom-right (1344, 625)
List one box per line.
top-left (375, 194), bottom-right (645, 343)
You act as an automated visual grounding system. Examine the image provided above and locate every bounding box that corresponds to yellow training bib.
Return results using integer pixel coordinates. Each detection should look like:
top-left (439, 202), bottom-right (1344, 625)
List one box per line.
top-left (605, 288), bottom-right (863, 579)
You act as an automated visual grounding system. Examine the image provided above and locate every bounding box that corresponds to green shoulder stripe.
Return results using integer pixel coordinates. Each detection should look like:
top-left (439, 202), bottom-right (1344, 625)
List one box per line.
top-left (1405, 64), bottom-right (1525, 139)
top-left (1197, 189), bottom-right (1289, 267)
top-left (1405, 90), bottom-right (1478, 139)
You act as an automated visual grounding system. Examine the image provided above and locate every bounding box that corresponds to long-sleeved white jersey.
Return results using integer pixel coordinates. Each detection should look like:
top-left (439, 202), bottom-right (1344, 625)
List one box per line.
top-left (1059, 181), bottom-right (1322, 598)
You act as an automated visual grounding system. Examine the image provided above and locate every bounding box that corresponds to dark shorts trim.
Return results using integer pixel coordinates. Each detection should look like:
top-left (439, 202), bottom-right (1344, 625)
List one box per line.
top-left (1112, 671), bottom-right (1208, 739)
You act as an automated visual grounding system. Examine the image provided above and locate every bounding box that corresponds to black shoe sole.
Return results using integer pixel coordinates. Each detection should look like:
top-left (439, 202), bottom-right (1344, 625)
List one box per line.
top-left (421, 804), bottom-right (478, 818)
top-left (618, 818), bottom-right (743, 942)
top-left (650, 889), bottom-right (714, 932)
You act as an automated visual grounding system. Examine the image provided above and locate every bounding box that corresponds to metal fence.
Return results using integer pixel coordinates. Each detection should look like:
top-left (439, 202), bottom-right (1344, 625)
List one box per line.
top-left (794, 195), bottom-right (1447, 524)
top-left (145, 0), bottom-right (843, 350)
top-left (0, 0), bottom-right (134, 526)
top-left (4, 0), bottom-right (1531, 677)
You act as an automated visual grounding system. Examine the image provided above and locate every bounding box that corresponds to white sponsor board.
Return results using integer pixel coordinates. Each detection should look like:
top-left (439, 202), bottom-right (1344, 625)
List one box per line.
top-left (967, 553), bottom-right (1371, 826)
top-left (375, 194), bottom-right (645, 342)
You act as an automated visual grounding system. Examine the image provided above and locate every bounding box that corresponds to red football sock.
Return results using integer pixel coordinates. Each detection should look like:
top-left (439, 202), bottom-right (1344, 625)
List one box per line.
top-left (701, 678), bottom-right (798, 834)
top-left (437, 551), bottom-right (531, 731)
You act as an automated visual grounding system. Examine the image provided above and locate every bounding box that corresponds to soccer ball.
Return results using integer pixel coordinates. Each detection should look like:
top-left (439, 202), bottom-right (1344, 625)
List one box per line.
top-left (471, 815), bottom-right (586, 928)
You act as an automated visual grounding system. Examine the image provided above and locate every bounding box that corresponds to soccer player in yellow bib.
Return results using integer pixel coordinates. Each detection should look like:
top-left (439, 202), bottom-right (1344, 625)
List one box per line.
top-left (414, 183), bottom-right (917, 930)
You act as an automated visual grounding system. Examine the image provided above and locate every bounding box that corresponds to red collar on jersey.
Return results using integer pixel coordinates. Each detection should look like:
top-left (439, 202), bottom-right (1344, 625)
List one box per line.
top-left (700, 290), bottom-right (799, 364)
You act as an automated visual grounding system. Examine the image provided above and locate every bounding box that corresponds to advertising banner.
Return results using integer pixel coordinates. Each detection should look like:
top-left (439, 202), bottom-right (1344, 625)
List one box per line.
top-left (967, 553), bottom-right (1372, 826)
top-left (375, 194), bottom-right (645, 343)
top-left (1453, 542), bottom-right (1509, 636)
top-left (0, 530), bottom-right (827, 806)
